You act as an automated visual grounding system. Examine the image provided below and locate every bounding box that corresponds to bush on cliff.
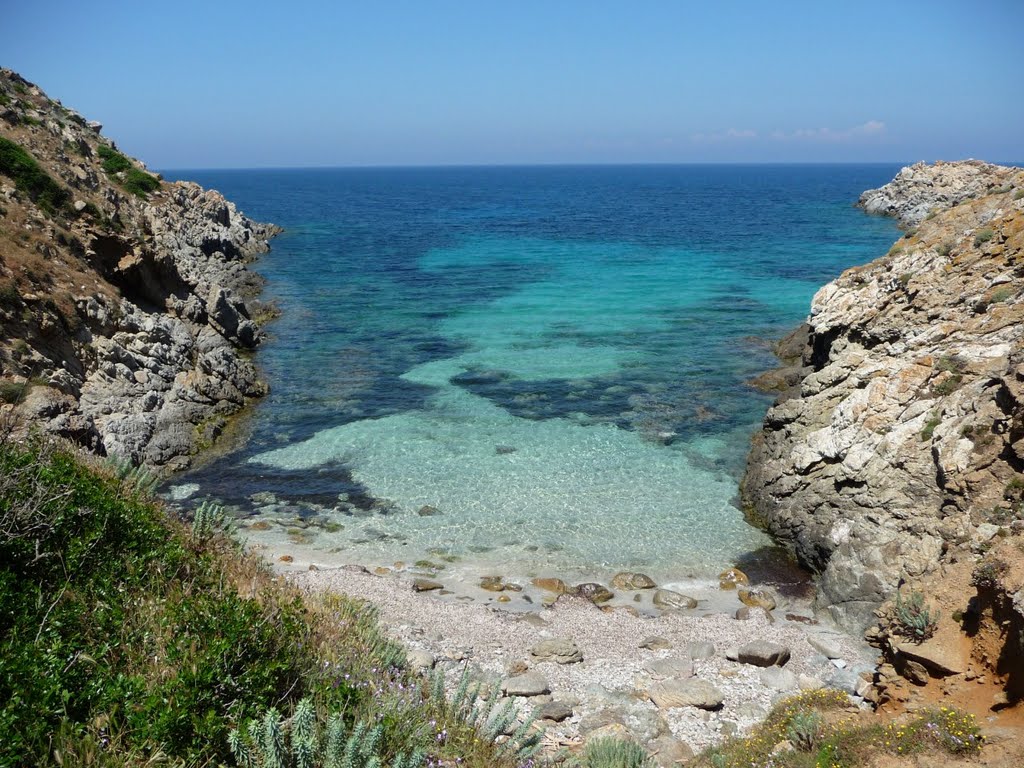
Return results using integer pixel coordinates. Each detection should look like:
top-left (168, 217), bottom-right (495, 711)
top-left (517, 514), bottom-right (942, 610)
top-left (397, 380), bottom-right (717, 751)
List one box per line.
top-left (97, 144), bottom-right (160, 198)
top-left (0, 136), bottom-right (70, 214)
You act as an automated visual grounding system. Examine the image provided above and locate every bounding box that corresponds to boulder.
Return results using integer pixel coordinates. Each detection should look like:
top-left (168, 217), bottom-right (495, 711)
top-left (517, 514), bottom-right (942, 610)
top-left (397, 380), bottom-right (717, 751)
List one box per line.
top-left (575, 582), bottom-right (614, 604)
top-left (536, 700), bottom-right (574, 722)
top-left (737, 641), bottom-right (791, 667)
top-left (530, 638), bottom-right (583, 665)
top-left (501, 671), bottom-right (550, 697)
top-left (719, 567), bottom-right (749, 590)
top-left (738, 588), bottom-right (777, 611)
top-left (610, 572), bottom-right (656, 590)
top-left (648, 679), bottom-right (724, 710)
top-left (531, 577), bottom-right (568, 594)
top-left (644, 658), bottom-right (693, 679)
top-left (653, 589), bottom-right (698, 610)
top-left (687, 642), bottom-right (716, 659)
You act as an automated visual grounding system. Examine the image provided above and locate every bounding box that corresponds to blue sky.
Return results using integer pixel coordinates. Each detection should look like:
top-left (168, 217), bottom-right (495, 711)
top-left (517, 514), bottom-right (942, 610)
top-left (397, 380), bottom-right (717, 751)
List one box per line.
top-left (5, 1), bottom-right (1023, 168)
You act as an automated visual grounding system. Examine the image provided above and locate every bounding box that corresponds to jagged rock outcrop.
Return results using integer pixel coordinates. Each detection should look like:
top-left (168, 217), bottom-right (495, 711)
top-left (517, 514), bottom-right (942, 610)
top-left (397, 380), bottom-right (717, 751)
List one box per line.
top-left (0, 69), bottom-right (279, 470)
top-left (743, 160), bottom-right (1024, 631)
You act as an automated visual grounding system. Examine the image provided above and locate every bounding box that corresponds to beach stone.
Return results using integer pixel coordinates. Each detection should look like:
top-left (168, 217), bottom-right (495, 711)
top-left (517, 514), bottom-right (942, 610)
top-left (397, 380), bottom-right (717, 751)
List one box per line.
top-left (417, 505), bottom-right (441, 516)
top-left (648, 679), bottom-right (724, 710)
top-left (644, 657), bottom-right (693, 679)
top-left (759, 667), bottom-right (798, 691)
top-left (278, 555), bottom-right (294, 563)
top-left (406, 650), bottom-right (435, 673)
top-left (411, 578), bottom-right (443, 592)
top-left (531, 638), bottom-right (583, 664)
top-left (536, 700), bottom-right (574, 722)
top-left (807, 634), bottom-right (845, 660)
top-left (735, 606), bottom-right (774, 623)
top-left (652, 589), bottom-right (698, 610)
top-left (531, 577), bottom-right (568, 594)
top-left (497, 594), bottom-right (511, 603)
top-left (495, 445), bottom-right (517, 455)
top-left (639, 635), bottom-right (672, 650)
top-left (735, 702), bottom-right (768, 720)
top-left (250, 521), bottom-right (272, 531)
top-left (738, 587), bottom-right (777, 611)
top-left (799, 675), bottom-right (826, 691)
top-left (687, 642), bottom-right (716, 659)
top-left (585, 723), bottom-right (633, 743)
top-left (719, 567), bottom-right (749, 590)
top-left (501, 671), bottom-right (550, 697)
top-left (737, 641), bottom-right (791, 667)
top-left (480, 576), bottom-right (505, 592)
top-left (611, 571), bottom-right (656, 590)
top-left (725, 646), bottom-right (739, 661)
top-left (575, 582), bottom-right (614, 604)
top-left (648, 736), bottom-right (694, 768)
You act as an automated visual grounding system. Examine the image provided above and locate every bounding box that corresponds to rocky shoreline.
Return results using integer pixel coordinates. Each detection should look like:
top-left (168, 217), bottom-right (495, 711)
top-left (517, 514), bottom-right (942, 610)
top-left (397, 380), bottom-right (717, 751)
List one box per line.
top-left (743, 160), bottom-right (1024, 632)
top-left (0, 69), bottom-right (278, 470)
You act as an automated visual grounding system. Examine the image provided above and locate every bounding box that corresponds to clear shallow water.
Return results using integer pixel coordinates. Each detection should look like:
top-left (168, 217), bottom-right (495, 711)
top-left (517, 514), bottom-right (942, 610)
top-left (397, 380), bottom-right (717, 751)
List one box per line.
top-left (163, 165), bottom-right (901, 584)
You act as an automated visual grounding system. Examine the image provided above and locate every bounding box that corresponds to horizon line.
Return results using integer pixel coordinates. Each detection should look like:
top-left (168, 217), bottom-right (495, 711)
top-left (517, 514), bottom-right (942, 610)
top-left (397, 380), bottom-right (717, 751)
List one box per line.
top-left (156, 158), bottom-right (1023, 173)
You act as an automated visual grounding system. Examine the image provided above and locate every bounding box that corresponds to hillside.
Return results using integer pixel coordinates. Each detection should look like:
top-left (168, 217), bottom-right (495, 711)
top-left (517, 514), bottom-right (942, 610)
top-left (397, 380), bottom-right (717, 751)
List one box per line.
top-left (0, 69), bottom-right (277, 470)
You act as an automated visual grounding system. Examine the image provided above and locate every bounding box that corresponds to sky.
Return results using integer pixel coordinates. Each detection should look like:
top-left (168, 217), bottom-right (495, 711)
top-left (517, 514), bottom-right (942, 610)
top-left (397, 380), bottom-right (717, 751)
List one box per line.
top-left (4, 1), bottom-right (1024, 168)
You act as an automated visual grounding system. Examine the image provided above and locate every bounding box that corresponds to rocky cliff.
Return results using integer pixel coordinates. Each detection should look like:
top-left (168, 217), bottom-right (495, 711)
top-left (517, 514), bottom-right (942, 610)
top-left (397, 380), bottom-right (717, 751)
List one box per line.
top-left (743, 160), bottom-right (1024, 631)
top-left (0, 69), bottom-right (279, 470)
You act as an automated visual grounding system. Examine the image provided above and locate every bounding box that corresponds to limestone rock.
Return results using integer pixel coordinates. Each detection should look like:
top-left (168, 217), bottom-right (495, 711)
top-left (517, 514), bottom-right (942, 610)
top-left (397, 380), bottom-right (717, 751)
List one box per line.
top-left (406, 650), bottom-right (435, 673)
top-left (738, 588), bottom-right (777, 611)
top-left (742, 161), bottom-right (1024, 631)
top-left (897, 639), bottom-right (965, 677)
top-left (536, 700), bottom-right (574, 722)
top-left (639, 636), bottom-right (672, 651)
top-left (611, 571), bottom-right (656, 590)
top-left (575, 582), bottom-right (614, 604)
top-left (644, 657), bottom-right (693, 679)
top-left (737, 641), bottom-right (791, 667)
top-left (653, 589), bottom-right (698, 610)
top-left (719, 567), bottom-right (749, 590)
top-left (648, 679), bottom-right (724, 710)
top-left (806, 634), bottom-right (845, 660)
top-left (412, 578), bottom-right (443, 592)
top-left (501, 672), bottom-right (550, 697)
top-left (530, 638), bottom-right (583, 665)
top-left (687, 642), bottom-right (716, 659)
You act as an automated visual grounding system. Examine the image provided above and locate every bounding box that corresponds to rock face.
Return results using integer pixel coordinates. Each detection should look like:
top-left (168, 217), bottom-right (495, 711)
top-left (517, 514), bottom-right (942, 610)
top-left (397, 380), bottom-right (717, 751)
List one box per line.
top-left (743, 160), bottom-right (1024, 630)
top-left (0, 69), bottom-right (279, 470)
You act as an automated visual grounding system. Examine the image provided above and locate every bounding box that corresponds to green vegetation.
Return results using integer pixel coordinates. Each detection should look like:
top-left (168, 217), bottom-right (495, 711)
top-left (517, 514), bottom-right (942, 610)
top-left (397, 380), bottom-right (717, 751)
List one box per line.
top-left (1014, 189), bottom-right (1024, 201)
top-left (936, 240), bottom-right (954, 258)
top-left (892, 590), bottom-right (938, 643)
top-left (972, 227), bottom-right (995, 248)
top-left (971, 557), bottom-right (1008, 589)
top-left (932, 374), bottom-right (963, 396)
top-left (697, 691), bottom-right (982, 768)
top-left (920, 412), bottom-right (941, 441)
top-left (0, 380), bottom-right (29, 404)
top-left (97, 144), bottom-right (161, 198)
top-left (989, 285), bottom-right (1016, 305)
top-left (0, 136), bottom-right (70, 214)
top-left (0, 439), bottom-right (535, 767)
top-left (581, 737), bottom-right (654, 768)
top-left (229, 698), bottom-right (424, 768)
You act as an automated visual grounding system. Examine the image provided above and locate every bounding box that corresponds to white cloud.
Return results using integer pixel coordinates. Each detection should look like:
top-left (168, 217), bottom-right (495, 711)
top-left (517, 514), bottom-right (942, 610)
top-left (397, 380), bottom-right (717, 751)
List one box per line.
top-left (772, 120), bottom-right (887, 142)
top-left (690, 128), bottom-right (759, 142)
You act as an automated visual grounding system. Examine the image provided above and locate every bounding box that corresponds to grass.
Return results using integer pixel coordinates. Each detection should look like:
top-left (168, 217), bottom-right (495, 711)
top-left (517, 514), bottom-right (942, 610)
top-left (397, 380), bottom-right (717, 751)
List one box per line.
top-left (696, 691), bottom-right (982, 768)
top-left (920, 412), bottom-right (941, 441)
top-left (0, 136), bottom-right (70, 214)
top-left (0, 437), bottom-right (531, 768)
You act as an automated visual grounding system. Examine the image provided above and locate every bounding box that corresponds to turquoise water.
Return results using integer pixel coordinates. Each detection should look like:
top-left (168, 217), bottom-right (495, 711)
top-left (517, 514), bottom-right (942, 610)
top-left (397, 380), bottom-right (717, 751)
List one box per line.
top-left (165, 165), bottom-right (901, 584)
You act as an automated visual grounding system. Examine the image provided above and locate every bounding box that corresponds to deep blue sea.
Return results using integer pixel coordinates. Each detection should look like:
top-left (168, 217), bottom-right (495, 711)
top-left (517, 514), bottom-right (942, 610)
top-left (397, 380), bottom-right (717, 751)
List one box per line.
top-left (162, 165), bottom-right (901, 586)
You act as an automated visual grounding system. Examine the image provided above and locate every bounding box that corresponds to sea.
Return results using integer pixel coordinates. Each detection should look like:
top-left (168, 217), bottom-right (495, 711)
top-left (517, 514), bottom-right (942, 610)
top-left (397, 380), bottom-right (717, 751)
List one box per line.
top-left (161, 164), bottom-right (902, 590)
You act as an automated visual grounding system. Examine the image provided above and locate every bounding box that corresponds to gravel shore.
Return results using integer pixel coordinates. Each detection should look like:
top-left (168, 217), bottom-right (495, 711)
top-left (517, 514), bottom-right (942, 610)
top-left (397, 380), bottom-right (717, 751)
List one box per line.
top-left (284, 559), bottom-right (876, 758)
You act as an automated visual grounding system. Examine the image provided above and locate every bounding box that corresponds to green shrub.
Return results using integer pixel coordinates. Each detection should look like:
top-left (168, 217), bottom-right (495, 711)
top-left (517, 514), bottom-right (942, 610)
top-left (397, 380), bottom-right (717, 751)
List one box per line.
top-left (0, 380), bottom-right (28, 404)
top-left (932, 374), bottom-right (963, 396)
top-left (989, 286), bottom-right (1015, 305)
top-left (0, 281), bottom-right (20, 309)
top-left (936, 241), bottom-right (954, 258)
top-left (920, 412), bottom-right (941, 441)
top-left (971, 558), bottom-right (1008, 589)
top-left (1014, 189), bottom-right (1024, 201)
top-left (229, 698), bottom-right (424, 768)
top-left (893, 590), bottom-right (938, 642)
top-left (0, 136), bottom-right (70, 214)
top-left (97, 145), bottom-right (160, 198)
top-left (973, 228), bottom-right (995, 247)
top-left (582, 737), bottom-right (654, 768)
top-left (785, 708), bottom-right (822, 752)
